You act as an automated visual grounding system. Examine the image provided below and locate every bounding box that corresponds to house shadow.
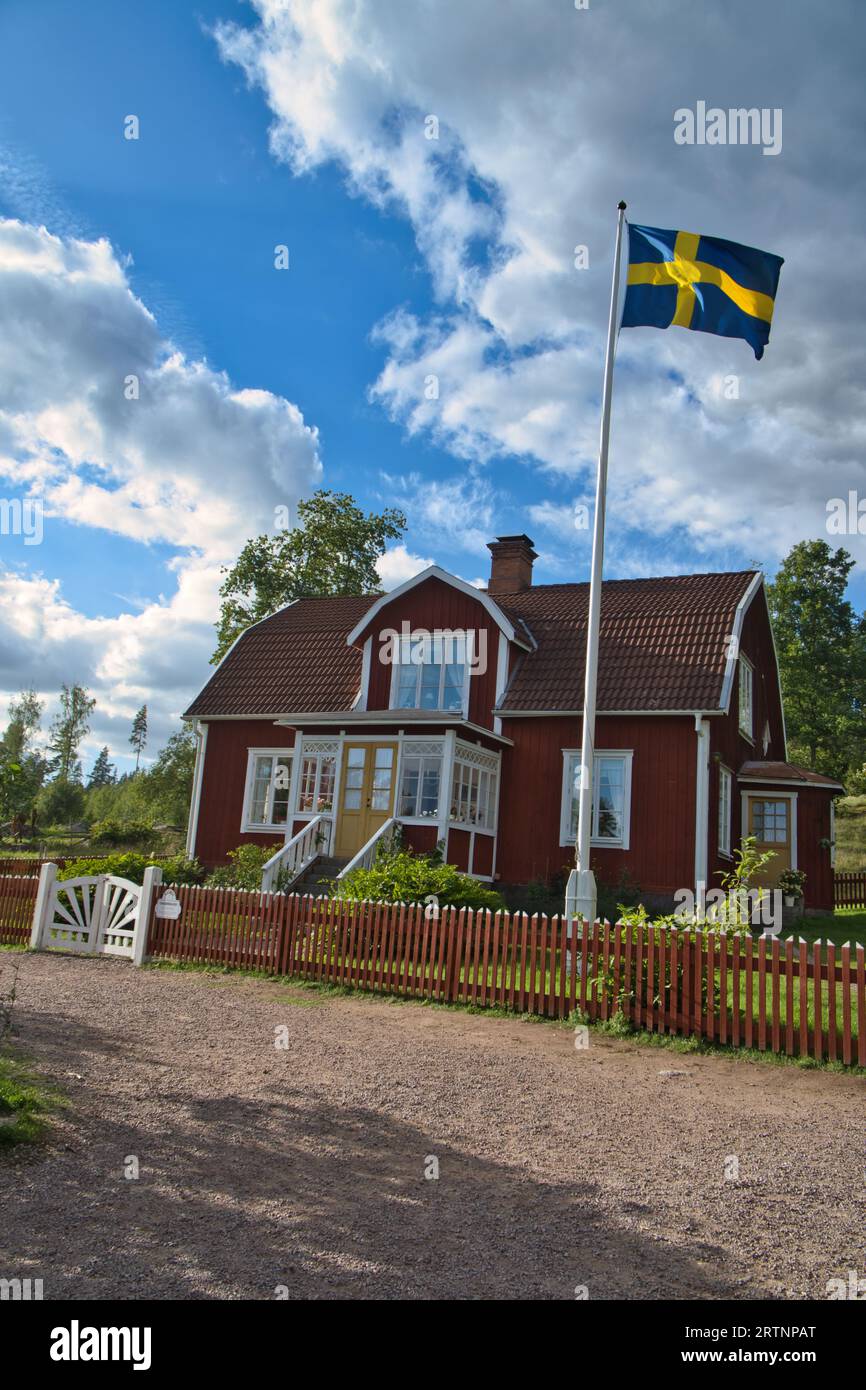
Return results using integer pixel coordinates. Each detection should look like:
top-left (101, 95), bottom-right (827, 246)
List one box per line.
top-left (3, 1002), bottom-right (770, 1301)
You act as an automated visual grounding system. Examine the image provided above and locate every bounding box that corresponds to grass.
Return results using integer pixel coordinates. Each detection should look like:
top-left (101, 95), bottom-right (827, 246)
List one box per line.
top-left (795, 908), bottom-right (866, 950)
top-left (835, 795), bottom-right (866, 871)
top-left (0, 1051), bottom-right (59, 1147)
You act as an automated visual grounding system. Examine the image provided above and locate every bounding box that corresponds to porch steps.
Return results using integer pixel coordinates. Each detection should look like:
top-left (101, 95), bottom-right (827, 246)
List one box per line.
top-left (291, 855), bottom-right (350, 896)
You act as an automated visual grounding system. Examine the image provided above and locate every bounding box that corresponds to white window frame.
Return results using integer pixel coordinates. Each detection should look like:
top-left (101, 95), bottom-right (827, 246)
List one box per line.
top-left (738, 654), bottom-right (754, 740)
top-left (295, 751), bottom-right (338, 817)
top-left (398, 750), bottom-right (444, 820)
top-left (388, 631), bottom-right (470, 717)
top-left (559, 750), bottom-right (633, 849)
top-left (449, 754), bottom-right (498, 833)
top-left (241, 748), bottom-right (295, 833)
top-left (718, 764), bottom-right (733, 858)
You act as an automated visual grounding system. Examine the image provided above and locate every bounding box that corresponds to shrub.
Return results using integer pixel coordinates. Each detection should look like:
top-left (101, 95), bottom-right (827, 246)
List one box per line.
top-left (89, 819), bottom-right (162, 851)
top-left (205, 843), bottom-right (277, 891)
top-left (58, 852), bottom-right (205, 887)
top-left (333, 841), bottom-right (505, 913)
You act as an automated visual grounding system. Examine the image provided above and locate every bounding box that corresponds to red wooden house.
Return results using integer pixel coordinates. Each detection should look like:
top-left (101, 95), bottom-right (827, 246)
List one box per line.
top-left (183, 535), bottom-right (842, 912)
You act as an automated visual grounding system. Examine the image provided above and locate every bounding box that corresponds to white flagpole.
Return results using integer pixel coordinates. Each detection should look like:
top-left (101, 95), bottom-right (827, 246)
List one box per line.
top-left (566, 200), bottom-right (627, 928)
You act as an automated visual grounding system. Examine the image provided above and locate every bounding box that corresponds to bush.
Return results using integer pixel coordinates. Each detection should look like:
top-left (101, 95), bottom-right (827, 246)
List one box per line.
top-left (58, 852), bottom-right (205, 887)
top-left (333, 841), bottom-right (505, 913)
top-left (89, 819), bottom-right (162, 851)
top-left (205, 843), bottom-right (277, 891)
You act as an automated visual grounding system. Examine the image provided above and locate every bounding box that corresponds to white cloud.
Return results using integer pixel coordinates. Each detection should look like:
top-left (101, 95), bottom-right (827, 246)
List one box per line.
top-left (216, 0), bottom-right (866, 573)
top-left (0, 217), bottom-right (324, 766)
top-left (376, 543), bottom-right (434, 589)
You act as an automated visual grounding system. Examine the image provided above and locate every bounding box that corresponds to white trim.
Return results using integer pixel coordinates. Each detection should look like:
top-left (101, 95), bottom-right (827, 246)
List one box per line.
top-left (737, 653), bottom-right (755, 741)
top-left (740, 789), bottom-right (798, 871)
top-left (719, 572), bottom-right (763, 715)
top-left (494, 632), bottom-right (508, 737)
top-left (345, 565), bottom-right (530, 649)
top-left (559, 748), bottom-right (633, 849)
top-left (717, 762), bottom-right (733, 859)
top-left (272, 710), bottom-right (513, 744)
top-left (241, 747), bottom-right (295, 833)
top-left (694, 716), bottom-right (710, 892)
top-left (738, 776), bottom-right (844, 790)
top-left (354, 638), bottom-right (372, 711)
top-left (185, 720), bottom-right (208, 857)
top-left (494, 707), bottom-right (725, 718)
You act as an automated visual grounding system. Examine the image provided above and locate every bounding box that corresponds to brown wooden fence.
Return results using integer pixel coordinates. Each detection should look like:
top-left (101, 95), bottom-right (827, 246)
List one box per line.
top-left (145, 886), bottom-right (866, 1067)
top-left (835, 871), bottom-right (866, 910)
top-left (0, 874), bottom-right (39, 944)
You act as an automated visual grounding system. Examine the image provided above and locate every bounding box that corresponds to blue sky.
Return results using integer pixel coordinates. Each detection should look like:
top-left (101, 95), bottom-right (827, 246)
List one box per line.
top-left (0, 0), bottom-right (863, 771)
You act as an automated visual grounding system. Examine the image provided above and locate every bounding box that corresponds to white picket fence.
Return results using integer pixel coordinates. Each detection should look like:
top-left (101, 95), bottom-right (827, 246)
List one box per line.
top-left (30, 861), bottom-right (162, 965)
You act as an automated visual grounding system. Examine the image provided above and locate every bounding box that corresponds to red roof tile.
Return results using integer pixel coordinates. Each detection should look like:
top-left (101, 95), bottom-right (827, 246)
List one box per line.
top-left (496, 571), bottom-right (758, 712)
top-left (184, 596), bottom-right (377, 717)
top-left (738, 761), bottom-right (844, 789)
top-left (184, 571), bottom-right (760, 718)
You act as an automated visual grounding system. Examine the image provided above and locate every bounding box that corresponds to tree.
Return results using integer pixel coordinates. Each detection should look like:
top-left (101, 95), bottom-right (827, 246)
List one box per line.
top-left (212, 489), bottom-right (406, 662)
top-left (766, 540), bottom-right (866, 780)
top-left (88, 746), bottom-right (116, 789)
top-left (129, 705), bottom-right (148, 771)
top-left (0, 689), bottom-right (47, 821)
top-left (47, 685), bottom-right (96, 782)
top-left (37, 776), bottom-right (85, 830)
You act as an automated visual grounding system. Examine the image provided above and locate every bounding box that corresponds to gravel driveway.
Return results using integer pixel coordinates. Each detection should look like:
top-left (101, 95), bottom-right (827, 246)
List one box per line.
top-left (1, 951), bottom-right (863, 1300)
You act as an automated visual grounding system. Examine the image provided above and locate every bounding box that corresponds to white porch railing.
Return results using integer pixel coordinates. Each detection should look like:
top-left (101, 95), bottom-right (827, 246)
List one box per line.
top-left (261, 815), bottom-right (331, 893)
top-left (335, 817), bottom-right (399, 881)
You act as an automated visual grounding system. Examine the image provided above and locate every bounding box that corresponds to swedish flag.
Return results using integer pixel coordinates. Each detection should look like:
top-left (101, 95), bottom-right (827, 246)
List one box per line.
top-left (621, 223), bottom-right (783, 359)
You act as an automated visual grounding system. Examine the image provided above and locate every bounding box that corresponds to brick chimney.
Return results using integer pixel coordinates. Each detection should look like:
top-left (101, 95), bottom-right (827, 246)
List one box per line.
top-left (487, 534), bottom-right (537, 594)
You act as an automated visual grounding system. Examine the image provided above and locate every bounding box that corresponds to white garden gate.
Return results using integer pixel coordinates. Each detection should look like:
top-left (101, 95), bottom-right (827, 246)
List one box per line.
top-left (30, 862), bottom-right (162, 965)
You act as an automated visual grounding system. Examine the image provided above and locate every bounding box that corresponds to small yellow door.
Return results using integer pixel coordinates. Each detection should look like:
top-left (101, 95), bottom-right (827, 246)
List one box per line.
top-left (746, 796), bottom-right (792, 888)
top-left (335, 743), bottom-right (398, 858)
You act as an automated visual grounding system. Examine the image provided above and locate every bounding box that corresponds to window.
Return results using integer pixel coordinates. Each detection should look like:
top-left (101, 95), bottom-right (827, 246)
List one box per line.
top-left (738, 656), bottom-right (754, 739)
top-left (450, 759), bottom-right (496, 830)
top-left (718, 766), bottom-right (732, 856)
top-left (243, 751), bottom-right (293, 830)
top-left (560, 751), bottom-right (632, 848)
top-left (392, 632), bottom-right (467, 712)
top-left (297, 754), bottom-right (336, 814)
top-left (399, 754), bottom-right (442, 818)
top-left (752, 799), bottom-right (788, 843)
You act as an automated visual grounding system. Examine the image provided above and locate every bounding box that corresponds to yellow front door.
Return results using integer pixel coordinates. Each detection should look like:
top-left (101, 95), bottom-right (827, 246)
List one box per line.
top-left (746, 796), bottom-right (792, 889)
top-left (335, 742), bottom-right (398, 858)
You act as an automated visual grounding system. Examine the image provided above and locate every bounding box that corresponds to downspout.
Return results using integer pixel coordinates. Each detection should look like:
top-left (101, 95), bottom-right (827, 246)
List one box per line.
top-left (693, 715), bottom-right (710, 902)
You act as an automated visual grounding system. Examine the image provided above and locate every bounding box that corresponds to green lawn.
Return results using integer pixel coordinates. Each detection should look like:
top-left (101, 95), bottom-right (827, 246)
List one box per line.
top-left (797, 908), bottom-right (866, 950)
top-left (0, 1052), bottom-right (58, 1147)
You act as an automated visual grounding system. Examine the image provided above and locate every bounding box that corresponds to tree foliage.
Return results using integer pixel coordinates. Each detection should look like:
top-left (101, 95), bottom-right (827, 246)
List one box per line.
top-left (767, 540), bottom-right (866, 780)
top-left (47, 684), bottom-right (95, 782)
top-left (212, 489), bottom-right (406, 662)
top-left (129, 705), bottom-right (148, 771)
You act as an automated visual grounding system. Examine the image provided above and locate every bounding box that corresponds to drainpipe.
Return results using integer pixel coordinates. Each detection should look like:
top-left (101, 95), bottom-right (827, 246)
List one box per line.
top-left (693, 715), bottom-right (710, 902)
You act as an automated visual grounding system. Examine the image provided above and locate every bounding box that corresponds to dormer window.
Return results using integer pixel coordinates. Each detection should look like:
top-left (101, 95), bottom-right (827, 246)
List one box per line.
top-left (391, 632), bottom-right (467, 713)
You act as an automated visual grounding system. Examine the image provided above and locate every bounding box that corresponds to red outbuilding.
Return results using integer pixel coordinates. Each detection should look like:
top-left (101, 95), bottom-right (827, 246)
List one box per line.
top-left (183, 535), bottom-right (842, 912)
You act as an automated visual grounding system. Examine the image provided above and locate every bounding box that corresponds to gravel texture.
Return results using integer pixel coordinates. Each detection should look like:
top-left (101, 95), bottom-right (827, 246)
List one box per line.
top-left (1, 951), bottom-right (864, 1301)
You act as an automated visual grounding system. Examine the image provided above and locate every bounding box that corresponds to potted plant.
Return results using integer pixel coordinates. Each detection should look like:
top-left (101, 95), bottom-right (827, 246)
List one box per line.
top-left (777, 868), bottom-right (806, 907)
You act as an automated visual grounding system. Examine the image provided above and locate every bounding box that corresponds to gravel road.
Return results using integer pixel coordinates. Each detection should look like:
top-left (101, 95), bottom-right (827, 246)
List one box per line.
top-left (1, 951), bottom-right (863, 1300)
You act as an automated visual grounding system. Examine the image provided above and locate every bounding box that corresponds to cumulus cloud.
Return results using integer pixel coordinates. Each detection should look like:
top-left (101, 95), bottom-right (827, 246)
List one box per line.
top-left (216, 0), bottom-right (866, 573)
top-left (0, 218), bottom-right (323, 767)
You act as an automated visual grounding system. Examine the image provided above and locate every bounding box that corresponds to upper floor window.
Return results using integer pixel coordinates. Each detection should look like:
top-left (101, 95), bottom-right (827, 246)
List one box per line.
top-left (738, 655), bottom-right (754, 739)
top-left (560, 751), bottom-right (633, 848)
top-left (243, 750), bottom-right (292, 830)
top-left (391, 632), bottom-right (467, 713)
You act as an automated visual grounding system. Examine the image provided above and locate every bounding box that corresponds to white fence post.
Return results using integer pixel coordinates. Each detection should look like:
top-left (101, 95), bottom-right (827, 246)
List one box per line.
top-left (134, 865), bottom-right (162, 967)
top-left (30, 861), bottom-right (58, 951)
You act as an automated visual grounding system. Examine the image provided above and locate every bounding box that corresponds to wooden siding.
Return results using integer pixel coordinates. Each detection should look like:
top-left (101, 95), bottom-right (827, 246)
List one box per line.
top-left (496, 714), bottom-right (696, 893)
top-left (360, 575), bottom-right (503, 729)
top-left (194, 720), bottom-right (296, 866)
